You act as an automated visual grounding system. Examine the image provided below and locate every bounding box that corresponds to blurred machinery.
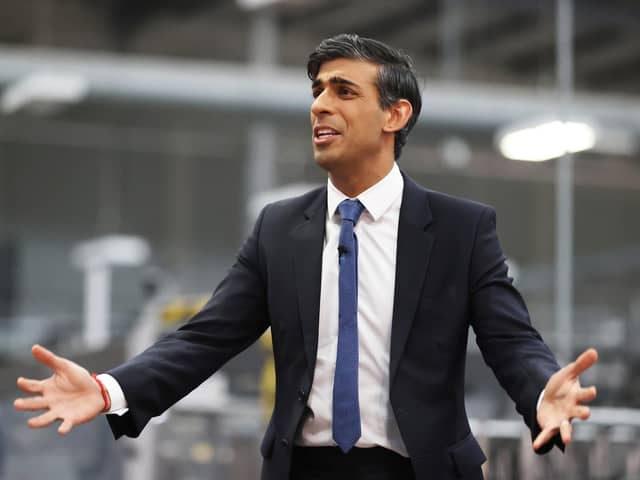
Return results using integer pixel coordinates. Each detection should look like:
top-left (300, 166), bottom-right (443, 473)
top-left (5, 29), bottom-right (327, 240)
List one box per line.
top-left (117, 291), bottom-right (263, 480)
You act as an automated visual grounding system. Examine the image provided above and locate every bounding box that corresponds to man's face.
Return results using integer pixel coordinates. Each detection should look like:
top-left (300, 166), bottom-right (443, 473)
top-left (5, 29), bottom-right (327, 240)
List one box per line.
top-left (310, 58), bottom-right (391, 174)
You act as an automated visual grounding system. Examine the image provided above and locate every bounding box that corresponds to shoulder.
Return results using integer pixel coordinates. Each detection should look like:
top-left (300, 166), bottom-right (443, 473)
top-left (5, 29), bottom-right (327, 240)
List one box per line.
top-left (428, 188), bottom-right (494, 221)
top-left (253, 185), bottom-right (326, 231)
top-left (264, 185), bottom-right (326, 214)
top-left (402, 172), bottom-right (494, 222)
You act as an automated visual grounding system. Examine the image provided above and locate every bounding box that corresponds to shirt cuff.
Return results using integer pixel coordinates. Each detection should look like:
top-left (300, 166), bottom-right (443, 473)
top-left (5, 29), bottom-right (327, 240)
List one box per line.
top-left (536, 389), bottom-right (545, 411)
top-left (96, 373), bottom-right (129, 416)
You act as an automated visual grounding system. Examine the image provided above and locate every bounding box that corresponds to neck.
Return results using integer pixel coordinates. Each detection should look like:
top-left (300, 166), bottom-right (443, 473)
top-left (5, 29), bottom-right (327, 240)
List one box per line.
top-left (329, 160), bottom-right (394, 198)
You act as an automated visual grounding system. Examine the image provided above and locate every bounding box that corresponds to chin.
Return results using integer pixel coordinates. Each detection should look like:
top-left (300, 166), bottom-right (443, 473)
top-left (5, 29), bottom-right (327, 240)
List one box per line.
top-left (313, 151), bottom-right (338, 172)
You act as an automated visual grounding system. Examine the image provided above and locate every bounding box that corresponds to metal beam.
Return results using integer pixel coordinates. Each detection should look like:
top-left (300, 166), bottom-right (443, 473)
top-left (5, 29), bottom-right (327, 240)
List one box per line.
top-left (577, 34), bottom-right (640, 78)
top-left (469, 14), bottom-right (606, 64)
top-left (290, 0), bottom-right (420, 35)
top-left (386, 2), bottom-right (514, 53)
top-left (472, 21), bottom-right (555, 63)
top-left (1, 45), bottom-right (640, 133)
top-left (0, 119), bottom-right (239, 156)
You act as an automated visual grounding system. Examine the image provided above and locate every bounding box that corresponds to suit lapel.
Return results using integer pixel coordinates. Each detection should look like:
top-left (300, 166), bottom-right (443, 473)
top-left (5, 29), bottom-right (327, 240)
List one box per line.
top-left (292, 187), bottom-right (327, 382)
top-left (389, 174), bottom-right (435, 384)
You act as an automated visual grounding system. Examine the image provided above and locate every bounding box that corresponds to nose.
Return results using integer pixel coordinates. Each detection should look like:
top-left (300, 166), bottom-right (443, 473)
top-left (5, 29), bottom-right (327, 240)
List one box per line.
top-left (311, 89), bottom-right (333, 117)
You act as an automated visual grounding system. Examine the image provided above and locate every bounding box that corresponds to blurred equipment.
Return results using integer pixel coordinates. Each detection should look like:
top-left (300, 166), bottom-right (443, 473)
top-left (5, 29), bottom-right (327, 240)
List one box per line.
top-left (71, 235), bottom-right (150, 350)
top-left (160, 293), bottom-right (208, 326)
top-left (1, 71), bottom-right (88, 115)
top-left (0, 238), bottom-right (17, 323)
top-left (259, 329), bottom-right (275, 423)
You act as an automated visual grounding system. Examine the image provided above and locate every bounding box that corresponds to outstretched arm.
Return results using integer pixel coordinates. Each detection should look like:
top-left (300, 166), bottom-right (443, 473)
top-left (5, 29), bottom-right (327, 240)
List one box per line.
top-left (14, 344), bottom-right (108, 435)
top-left (468, 206), bottom-right (597, 452)
top-left (533, 348), bottom-right (598, 451)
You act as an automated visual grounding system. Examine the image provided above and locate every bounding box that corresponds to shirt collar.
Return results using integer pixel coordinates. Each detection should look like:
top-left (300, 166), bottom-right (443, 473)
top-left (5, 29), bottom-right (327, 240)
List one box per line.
top-left (327, 162), bottom-right (403, 222)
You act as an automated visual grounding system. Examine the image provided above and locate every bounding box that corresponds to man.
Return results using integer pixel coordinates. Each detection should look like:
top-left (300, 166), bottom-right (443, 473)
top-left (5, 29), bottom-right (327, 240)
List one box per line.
top-left (15, 34), bottom-right (597, 480)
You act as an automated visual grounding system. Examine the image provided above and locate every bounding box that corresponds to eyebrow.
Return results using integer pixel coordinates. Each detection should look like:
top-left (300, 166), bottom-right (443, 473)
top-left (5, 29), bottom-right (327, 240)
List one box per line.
top-left (311, 75), bottom-right (360, 90)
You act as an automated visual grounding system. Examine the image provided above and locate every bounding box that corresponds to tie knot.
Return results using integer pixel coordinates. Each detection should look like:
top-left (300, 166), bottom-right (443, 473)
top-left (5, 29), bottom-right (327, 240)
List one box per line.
top-left (338, 199), bottom-right (365, 225)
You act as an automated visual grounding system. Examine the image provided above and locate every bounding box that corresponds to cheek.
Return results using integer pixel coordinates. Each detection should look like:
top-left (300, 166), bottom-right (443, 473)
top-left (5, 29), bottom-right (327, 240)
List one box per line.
top-left (351, 113), bottom-right (385, 141)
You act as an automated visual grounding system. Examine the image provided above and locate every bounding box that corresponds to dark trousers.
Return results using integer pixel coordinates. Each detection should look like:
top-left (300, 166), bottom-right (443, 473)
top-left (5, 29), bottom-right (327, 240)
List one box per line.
top-left (290, 446), bottom-right (416, 480)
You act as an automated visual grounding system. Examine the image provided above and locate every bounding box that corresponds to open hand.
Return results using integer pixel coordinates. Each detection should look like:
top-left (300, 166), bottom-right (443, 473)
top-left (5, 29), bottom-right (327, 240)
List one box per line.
top-left (533, 348), bottom-right (598, 451)
top-left (14, 344), bottom-right (107, 435)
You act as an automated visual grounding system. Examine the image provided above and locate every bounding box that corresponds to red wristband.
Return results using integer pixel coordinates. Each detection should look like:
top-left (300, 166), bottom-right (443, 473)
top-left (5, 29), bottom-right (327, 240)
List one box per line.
top-left (91, 374), bottom-right (111, 413)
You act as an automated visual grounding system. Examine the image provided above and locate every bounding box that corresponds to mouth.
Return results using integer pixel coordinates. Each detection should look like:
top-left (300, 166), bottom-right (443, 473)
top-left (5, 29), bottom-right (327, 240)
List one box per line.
top-left (313, 126), bottom-right (341, 145)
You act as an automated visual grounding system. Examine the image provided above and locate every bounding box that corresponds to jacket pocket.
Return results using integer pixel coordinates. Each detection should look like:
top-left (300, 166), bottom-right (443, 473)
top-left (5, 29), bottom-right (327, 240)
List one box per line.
top-left (448, 432), bottom-right (486, 477)
top-left (260, 419), bottom-right (276, 459)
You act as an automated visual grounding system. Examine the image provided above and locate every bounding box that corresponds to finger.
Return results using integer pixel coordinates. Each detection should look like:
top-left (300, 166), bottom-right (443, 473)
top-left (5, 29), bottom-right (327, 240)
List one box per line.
top-left (548, 363), bottom-right (573, 386)
top-left (14, 396), bottom-right (48, 412)
top-left (533, 427), bottom-right (557, 451)
top-left (560, 419), bottom-right (572, 445)
top-left (569, 348), bottom-right (598, 378)
top-left (572, 405), bottom-right (591, 421)
top-left (577, 385), bottom-right (597, 403)
top-left (31, 344), bottom-right (65, 371)
top-left (16, 377), bottom-right (43, 394)
top-left (58, 418), bottom-right (74, 435)
top-left (27, 410), bottom-right (58, 429)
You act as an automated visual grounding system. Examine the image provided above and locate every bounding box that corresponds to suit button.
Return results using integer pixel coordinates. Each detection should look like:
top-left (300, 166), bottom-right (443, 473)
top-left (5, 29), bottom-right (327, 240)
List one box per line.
top-left (281, 438), bottom-right (289, 448)
top-left (297, 389), bottom-right (307, 402)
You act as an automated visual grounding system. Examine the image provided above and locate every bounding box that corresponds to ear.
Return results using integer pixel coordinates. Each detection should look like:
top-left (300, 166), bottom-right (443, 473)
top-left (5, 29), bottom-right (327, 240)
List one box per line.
top-left (383, 99), bottom-right (413, 133)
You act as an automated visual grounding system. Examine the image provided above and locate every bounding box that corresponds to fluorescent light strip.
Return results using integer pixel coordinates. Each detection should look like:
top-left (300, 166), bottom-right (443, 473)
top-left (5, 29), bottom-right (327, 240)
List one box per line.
top-left (498, 120), bottom-right (596, 162)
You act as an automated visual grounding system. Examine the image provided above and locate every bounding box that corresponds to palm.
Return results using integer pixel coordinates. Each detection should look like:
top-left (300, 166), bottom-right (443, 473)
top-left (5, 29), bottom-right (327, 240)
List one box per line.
top-left (47, 362), bottom-right (98, 415)
top-left (14, 345), bottom-right (105, 435)
top-left (533, 348), bottom-right (598, 451)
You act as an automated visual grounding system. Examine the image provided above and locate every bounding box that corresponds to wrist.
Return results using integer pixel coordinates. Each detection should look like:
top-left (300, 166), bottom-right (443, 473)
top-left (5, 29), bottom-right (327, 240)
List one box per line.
top-left (536, 389), bottom-right (545, 411)
top-left (91, 373), bottom-right (111, 412)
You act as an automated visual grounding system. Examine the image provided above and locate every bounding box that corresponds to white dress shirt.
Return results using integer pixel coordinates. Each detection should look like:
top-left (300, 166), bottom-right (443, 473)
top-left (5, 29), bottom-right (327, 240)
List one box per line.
top-left (97, 372), bottom-right (127, 415)
top-left (296, 163), bottom-right (408, 456)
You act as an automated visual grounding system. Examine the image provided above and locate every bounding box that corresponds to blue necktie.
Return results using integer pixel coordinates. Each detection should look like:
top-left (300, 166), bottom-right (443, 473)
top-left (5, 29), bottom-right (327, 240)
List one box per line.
top-left (333, 198), bottom-right (365, 453)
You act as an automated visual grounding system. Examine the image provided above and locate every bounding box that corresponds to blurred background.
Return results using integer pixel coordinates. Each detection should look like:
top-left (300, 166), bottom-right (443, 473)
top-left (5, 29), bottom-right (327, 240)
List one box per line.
top-left (0, 0), bottom-right (639, 478)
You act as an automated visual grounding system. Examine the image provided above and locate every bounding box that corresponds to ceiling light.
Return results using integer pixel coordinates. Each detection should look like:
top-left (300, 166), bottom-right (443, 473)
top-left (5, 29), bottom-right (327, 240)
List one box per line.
top-left (496, 118), bottom-right (596, 162)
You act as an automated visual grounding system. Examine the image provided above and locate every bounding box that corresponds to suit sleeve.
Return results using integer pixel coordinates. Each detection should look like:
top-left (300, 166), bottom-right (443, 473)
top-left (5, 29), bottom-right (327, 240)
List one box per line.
top-left (106, 206), bottom-right (271, 439)
top-left (468, 206), bottom-right (562, 453)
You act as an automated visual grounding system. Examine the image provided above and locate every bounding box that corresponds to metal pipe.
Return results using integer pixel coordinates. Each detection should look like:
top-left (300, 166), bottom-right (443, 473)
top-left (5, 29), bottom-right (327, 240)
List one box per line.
top-left (554, 0), bottom-right (574, 364)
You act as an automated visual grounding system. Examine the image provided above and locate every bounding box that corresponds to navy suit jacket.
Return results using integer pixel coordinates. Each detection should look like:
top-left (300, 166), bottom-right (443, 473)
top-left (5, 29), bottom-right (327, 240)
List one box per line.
top-left (106, 173), bottom-right (560, 479)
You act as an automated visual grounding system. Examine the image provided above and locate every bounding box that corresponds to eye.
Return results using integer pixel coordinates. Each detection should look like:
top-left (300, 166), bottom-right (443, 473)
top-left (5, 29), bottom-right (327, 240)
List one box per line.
top-left (312, 88), bottom-right (322, 99)
top-left (338, 87), bottom-right (354, 96)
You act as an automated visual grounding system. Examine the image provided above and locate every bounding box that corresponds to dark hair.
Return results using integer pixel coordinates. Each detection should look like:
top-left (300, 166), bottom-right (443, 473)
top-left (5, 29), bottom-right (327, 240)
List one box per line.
top-left (307, 33), bottom-right (422, 160)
